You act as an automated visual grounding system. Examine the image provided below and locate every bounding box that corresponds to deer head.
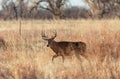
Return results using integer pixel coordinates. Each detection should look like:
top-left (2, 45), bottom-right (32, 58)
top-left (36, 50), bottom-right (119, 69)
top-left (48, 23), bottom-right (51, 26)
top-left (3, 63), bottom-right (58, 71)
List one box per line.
top-left (41, 31), bottom-right (57, 47)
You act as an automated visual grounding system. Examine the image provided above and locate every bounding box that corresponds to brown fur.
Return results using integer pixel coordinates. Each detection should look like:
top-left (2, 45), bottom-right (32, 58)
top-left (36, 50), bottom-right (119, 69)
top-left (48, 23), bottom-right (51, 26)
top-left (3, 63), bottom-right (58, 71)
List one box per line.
top-left (41, 32), bottom-right (86, 62)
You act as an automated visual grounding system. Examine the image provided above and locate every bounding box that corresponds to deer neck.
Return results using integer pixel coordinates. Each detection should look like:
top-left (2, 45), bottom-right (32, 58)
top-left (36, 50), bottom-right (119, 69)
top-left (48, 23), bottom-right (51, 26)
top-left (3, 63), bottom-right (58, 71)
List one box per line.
top-left (49, 40), bottom-right (58, 53)
top-left (49, 40), bottom-right (56, 48)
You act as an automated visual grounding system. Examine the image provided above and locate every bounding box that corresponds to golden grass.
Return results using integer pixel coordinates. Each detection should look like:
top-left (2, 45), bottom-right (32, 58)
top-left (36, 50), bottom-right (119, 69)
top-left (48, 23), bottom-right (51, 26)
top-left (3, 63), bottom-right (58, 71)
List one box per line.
top-left (0, 19), bottom-right (120, 79)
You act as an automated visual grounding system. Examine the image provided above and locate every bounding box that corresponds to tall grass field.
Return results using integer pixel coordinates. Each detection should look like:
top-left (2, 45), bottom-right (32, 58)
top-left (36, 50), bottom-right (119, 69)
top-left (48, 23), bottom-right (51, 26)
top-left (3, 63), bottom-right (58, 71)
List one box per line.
top-left (0, 19), bottom-right (120, 79)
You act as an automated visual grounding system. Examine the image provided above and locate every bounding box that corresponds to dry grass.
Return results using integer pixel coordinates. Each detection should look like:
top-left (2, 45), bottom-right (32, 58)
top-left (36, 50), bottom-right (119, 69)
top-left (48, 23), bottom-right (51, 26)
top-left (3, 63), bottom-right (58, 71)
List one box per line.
top-left (0, 19), bottom-right (120, 79)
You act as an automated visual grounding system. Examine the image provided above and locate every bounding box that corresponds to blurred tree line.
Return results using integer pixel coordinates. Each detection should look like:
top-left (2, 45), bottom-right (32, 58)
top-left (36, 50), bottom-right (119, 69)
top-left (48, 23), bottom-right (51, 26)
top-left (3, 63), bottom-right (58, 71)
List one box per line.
top-left (0, 0), bottom-right (119, 20)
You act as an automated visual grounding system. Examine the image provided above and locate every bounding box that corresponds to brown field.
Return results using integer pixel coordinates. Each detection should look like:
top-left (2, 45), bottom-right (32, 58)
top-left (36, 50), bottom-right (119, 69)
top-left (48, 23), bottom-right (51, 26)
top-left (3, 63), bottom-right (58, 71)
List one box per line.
top-left (0, 19), bottom-right (120, 79)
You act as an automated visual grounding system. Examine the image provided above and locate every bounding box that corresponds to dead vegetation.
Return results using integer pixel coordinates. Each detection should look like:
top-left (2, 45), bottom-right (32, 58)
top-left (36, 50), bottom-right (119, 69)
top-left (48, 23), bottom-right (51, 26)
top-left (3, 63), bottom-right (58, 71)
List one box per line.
top-left (0, 19), bottom-right (120, 79)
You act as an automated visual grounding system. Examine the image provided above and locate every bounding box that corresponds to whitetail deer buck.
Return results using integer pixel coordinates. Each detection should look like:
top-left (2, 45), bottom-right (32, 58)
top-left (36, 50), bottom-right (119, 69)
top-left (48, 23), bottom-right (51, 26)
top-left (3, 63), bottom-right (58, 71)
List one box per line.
top-left (41, 31), bottom-right (86, 62)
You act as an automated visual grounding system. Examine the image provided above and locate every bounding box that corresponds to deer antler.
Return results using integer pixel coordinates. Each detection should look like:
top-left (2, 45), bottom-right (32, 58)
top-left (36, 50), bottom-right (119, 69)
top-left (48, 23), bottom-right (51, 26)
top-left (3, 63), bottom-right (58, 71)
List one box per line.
top-left (41, 30), bottom-right (57, 40)
top-left (41, 31), bottom-right (49, 40)
top-left (51, 31), bottom-right (57, 39)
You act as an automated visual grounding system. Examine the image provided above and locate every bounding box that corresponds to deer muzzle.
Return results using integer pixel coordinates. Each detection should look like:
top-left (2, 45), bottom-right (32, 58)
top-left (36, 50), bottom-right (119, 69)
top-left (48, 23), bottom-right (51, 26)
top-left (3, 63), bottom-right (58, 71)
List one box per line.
top-left (47, 44), bottom-right (49, 47)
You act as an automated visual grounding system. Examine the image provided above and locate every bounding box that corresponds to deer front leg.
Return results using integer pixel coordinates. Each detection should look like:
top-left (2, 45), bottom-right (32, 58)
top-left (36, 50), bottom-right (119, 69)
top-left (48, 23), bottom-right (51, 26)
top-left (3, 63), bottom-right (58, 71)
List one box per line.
top-left (52, 54), bottom-right (58, 62)
top-left (52, 54), bottom-right (65, 62)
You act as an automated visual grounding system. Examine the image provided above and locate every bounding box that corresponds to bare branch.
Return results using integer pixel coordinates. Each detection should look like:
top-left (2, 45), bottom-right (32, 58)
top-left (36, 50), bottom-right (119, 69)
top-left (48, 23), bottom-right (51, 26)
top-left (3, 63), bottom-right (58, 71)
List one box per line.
top-left (83, 0), bottom-right (120, 19)
top-left (38, 0), bottom-right (68, 19)
top-left (39, 5), bottom-right (53, 13)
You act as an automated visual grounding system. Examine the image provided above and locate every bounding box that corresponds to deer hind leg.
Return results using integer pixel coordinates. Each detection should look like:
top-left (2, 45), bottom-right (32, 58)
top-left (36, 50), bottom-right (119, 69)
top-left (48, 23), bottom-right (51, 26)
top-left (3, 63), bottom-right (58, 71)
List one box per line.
top-left (0, 40), bottom-right (7, 51)
top-left (3, 42), bottom-right (7, 51)
top-left (60, 54), bottom-right (65, 62)
top-left (75, 51), bottom-right (81, 60)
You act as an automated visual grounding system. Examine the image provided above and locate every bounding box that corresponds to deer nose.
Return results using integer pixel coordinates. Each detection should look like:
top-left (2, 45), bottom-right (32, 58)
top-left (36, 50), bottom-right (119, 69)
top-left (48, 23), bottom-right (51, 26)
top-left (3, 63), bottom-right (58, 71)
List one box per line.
top-left (47, 44), bottom-right (49, 47)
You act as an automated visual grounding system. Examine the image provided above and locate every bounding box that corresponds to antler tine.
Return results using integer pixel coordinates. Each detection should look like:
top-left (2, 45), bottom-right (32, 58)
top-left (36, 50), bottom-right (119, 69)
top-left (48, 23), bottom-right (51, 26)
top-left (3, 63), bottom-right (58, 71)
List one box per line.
top-left (41, 31), bottom-right (45, 37)
top-left (52, 31), bottom-right (57, 38)
top-left (54, 31), bottom-right (57, 37)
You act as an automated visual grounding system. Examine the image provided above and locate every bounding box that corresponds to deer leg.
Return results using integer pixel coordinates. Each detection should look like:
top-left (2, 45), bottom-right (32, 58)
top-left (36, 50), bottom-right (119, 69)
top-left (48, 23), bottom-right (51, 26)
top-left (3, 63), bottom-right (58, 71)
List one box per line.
top-left (75, 52), bottom-right (81, 60)
top-left (3, 43), bottom-right (7, 51)
top-left (61, 55), bottom-right (65, 62)
top-left (52, 54), bottom-right (58, 62)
